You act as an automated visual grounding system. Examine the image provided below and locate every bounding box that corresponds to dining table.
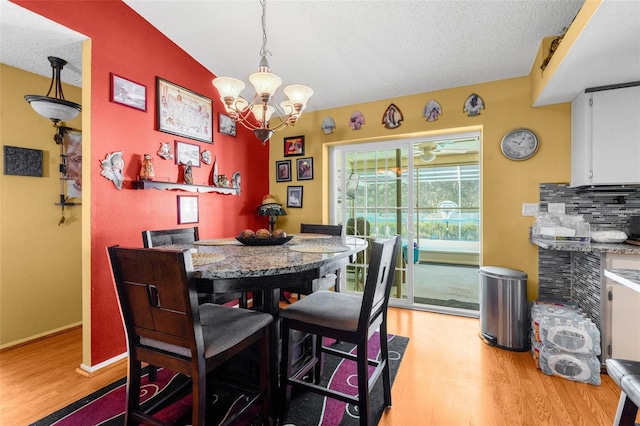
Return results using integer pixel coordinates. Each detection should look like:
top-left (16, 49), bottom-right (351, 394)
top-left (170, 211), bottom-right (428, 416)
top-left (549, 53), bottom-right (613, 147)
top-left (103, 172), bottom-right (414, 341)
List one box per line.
top-left (156, 233), bottom-right (368, 422)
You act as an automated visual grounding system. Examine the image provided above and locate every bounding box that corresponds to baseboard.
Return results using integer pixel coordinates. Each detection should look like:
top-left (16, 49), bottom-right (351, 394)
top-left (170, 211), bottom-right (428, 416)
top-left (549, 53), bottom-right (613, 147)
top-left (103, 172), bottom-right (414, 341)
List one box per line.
top-left (0, 322), bottom-right (82, 351)
top-left (79, 352), bottom-right (127, 375)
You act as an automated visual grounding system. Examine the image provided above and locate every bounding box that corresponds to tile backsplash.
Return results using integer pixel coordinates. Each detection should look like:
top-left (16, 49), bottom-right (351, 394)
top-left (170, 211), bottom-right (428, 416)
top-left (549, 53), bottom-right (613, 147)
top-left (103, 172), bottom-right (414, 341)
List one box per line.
top-left (539, 184), bottom-right (640, 233)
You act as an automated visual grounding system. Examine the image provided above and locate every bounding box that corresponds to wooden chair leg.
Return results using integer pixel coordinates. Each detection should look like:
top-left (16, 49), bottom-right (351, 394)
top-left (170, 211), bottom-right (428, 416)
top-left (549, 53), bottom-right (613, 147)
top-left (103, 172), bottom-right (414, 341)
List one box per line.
top-left (192, 364), bottom-right (206, 426)
top-left (259, 329), bottom-right (271, 426)
top-left (357, 340), bottom-right (371, 426)
top-left (126, 359), bottom-right (142, 426)
top-left (613, 390), bottom-right (639, 426)
top-left (380, 332), bottom-right (392, 408)
top-left (312, 334), bottom-right (323, 384)
top-left (279, 324), bottom-right (293, 424)
top-left (147, 365), bottom-right (157, 382)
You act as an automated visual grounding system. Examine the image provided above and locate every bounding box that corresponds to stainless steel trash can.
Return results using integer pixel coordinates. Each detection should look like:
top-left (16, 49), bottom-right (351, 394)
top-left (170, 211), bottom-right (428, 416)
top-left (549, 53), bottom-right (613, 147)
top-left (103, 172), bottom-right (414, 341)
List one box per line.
top-left (479, 266), bottom-right (529, 351)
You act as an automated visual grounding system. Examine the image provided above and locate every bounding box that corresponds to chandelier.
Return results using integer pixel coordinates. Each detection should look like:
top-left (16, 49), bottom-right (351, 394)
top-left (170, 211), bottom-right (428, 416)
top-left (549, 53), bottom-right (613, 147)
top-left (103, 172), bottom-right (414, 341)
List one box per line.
top-left (212, 0), bottom-right (313, 144)
top-left (25, 56), bottom-right (82, 124)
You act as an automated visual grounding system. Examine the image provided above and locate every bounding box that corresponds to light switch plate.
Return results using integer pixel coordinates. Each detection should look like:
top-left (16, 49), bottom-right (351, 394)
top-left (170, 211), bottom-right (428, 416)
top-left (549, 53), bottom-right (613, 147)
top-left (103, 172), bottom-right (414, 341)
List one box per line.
top-left (522, 203), bottom-right (539, 216)
top-left (548, 203), bottom-right (566, 214)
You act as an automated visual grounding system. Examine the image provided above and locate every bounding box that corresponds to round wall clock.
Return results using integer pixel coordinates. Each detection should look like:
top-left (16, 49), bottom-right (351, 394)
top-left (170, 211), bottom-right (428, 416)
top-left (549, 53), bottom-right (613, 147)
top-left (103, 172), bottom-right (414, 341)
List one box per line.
top-left (500, 128), bottom-right (539, 160)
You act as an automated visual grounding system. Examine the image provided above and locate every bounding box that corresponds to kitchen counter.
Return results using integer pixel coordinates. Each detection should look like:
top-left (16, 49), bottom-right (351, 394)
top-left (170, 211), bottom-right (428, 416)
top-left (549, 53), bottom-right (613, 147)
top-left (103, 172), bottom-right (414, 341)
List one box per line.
top-left (532, 239), bottom-right (640, 254)
top-left (604, 268), bottom-right (640, 294)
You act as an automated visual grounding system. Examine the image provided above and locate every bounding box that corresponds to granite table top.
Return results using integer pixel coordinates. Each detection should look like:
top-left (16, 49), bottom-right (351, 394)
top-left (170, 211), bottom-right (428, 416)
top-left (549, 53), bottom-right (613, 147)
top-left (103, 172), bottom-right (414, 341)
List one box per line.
top-left (604, 268), bottom-right (640, 294)
top-left (157, 234), bottom-right (368, 280)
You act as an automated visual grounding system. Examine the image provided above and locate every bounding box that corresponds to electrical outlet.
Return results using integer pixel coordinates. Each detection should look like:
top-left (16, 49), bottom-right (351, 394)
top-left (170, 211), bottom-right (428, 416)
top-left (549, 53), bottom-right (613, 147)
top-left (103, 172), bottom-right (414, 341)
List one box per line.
top-left (522, 203), bottom-right (539, 217)
top-left (548, 203), bottom-right (566, 214)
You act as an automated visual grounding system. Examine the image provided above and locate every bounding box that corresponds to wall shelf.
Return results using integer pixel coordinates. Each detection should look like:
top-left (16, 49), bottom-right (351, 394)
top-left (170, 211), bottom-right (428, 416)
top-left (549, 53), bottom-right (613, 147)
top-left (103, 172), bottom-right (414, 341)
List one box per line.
top-left (131, 180), bottom-right (238, 195)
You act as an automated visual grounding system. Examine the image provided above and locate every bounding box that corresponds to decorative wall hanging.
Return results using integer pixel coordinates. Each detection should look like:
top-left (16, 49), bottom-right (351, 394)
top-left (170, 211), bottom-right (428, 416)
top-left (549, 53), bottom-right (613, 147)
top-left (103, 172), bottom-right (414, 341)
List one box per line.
top-left (158, 142), bottom-right (173, 160)
top-left (212, 156), bottom-right (218, 186)
top-left (177, 195), bottom-right (199, 224)
top-left (541, 33), bottom-right (565, 73)
top-left (217, 174), bottom-right (229, 187)
top-left (63, 129), bottom-right (82, 199)
top-left (231, 171), bottom-right (241, 194)
top-left (287, 186), bottom-right (303, 208)
top-left (382, 103), bottom-right (403, 129)
top-left (276, 160), bottom-right (292, 182)
top-left (463, 93), bottom-right (484, 117)
top-left (284, 135), bottom-right (305, 157)
top-left (218, 113), bottom-right (237, 137)
top-left (183, 161), bottom-right (194, 184)
top-left (321, 116), bottom-right (336, 134)
top-left (296, 157), bottom-right (313, 181)
top-left (423, 99), bottom-right (442, 122)
top-left (157, 77), bottom-right (213, 143)
top-left (349, 111), bottom-right (365, 130)
top-left (3, 145), bottom-right (43, 177)
top-left (110, 73), bottom-right (146, 111)
top-left (100, 151), bottom-right (124, 190)
top-left (139, 154), bottom-right (154, 180)
top-left (201, 150), bottom-right (212, 165)
top-left (175, 140), bottom-right (201, 167)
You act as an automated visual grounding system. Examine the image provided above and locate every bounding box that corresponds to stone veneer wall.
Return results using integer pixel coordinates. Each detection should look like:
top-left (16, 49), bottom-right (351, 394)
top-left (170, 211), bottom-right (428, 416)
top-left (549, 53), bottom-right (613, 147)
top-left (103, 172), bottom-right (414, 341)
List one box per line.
top-left (538, 184), bottom-right (640, 332)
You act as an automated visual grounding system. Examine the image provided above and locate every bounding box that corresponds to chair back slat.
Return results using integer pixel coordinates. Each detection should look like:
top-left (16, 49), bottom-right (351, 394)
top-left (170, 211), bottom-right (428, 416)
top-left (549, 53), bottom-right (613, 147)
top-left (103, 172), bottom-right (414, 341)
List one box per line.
top-left (142, 227), bottom-right (200, 248)
top-left (109, 247), bottom-right (199, 351)
top-left (300, 223), bottom-right (343, 236)
top-left (358, 236), bottom-right (401, 331)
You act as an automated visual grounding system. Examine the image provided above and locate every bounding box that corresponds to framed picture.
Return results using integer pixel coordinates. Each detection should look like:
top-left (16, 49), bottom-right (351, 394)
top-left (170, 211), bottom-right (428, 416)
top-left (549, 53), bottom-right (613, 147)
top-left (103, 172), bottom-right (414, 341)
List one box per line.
top-left (110, 73), bottom-right (146, 111)
top-left (284, 135), bottom-right (305, 157)
top-left (219, 113), bottom-right (236, 137)
top-left (287, 186), bottom-right (303, 208)
top-left (175, 140), bottom-right (201, 167)
top-left (177, 195), bottom-right (199, 224)
top-left (296, 157), bottom-right (313, 180)
top-left (157, 77), bottom-right (213, 143)
top-left (276, 160), bottom-right (292, 182)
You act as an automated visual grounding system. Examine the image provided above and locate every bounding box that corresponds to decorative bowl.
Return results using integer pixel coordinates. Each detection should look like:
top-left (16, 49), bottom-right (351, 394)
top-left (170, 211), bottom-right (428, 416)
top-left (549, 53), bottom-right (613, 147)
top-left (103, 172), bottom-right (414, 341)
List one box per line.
top-left (235, 236), bottom-right (293, 246)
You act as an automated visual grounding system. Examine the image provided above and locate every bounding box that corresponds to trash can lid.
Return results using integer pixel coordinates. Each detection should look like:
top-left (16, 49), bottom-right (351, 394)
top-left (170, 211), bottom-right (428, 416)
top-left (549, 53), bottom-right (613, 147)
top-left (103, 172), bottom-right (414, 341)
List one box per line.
top-left (480, 266), bottom-right (527, 279)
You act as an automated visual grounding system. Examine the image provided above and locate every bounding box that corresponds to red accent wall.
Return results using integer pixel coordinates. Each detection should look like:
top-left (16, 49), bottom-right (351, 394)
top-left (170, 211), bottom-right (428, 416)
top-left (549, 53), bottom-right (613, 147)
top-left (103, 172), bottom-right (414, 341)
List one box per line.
top-left (13, 0), bottom-right (270, 365)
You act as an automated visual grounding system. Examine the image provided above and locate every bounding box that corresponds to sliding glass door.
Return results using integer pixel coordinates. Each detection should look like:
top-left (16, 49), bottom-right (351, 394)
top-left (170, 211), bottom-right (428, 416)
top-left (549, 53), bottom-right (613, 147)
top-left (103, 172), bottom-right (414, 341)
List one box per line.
top-left (331, 132), bottom-right (480, 314)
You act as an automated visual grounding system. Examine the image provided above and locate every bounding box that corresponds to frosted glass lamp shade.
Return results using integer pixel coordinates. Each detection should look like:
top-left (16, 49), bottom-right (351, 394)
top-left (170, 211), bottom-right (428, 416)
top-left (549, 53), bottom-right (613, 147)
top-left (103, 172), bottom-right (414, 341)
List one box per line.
top-left (249, 72), bottom-right (282, 97)
top-left (25, 95), bottom-right (81, 122)
top-left (212, 77), bottom-right (245, 98)
top-left (250, 104), bottom-right (275, 122)
top-left (284, 84), bottom-right (313, 106)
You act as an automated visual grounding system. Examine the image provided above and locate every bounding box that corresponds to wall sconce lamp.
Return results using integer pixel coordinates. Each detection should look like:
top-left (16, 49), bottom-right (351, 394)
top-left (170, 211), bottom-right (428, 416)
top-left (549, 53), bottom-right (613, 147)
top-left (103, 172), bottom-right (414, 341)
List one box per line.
top-left (257, 195), bottom-right (287, 233)
top-left (25, 56), bottom-right (81, 124)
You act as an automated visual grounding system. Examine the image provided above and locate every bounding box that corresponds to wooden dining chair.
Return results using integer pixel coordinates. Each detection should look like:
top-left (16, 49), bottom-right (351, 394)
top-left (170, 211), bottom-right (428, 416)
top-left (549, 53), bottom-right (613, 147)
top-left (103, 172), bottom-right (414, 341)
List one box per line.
top-left (142, 226), bottom-right (200, 247)
top-left (606, 358), bottom-right (640, 425)
top-left (282, 223), bottom-right (344, 303)
top-left (108, 246), bottom-right (272, 426)
top-left (142, 227), bottom-right (248, 308)
top-left (279, 235), bottom-right (401, 426)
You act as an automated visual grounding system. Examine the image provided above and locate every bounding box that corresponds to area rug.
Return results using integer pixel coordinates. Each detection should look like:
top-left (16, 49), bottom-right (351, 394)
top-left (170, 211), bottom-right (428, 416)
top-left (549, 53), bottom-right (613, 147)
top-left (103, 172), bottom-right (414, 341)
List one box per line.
top-left (32, 334), bottom-right (408, 426)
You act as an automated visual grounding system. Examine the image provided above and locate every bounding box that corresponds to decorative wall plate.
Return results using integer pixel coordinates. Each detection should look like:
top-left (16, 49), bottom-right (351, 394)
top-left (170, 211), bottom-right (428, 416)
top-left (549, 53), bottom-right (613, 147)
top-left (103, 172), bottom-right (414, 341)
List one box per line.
top-left (382, 103), bottom-right (403, 129)
top-left (463, 93), bottom-right (484, 117)
top-left (321, 116), bottom-right (336, 134)
top-left (349, 111), bottom-right (365, 130)
top-left (423, 99), bottom-right (442, 121)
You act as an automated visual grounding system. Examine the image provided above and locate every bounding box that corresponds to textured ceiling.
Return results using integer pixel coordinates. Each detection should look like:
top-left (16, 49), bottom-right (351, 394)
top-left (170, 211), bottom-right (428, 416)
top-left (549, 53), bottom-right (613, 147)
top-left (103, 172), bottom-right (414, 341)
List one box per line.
top-left (4, 1), bottom-right (638, 114)
top-left (123, 0), bottom-right (585, 112)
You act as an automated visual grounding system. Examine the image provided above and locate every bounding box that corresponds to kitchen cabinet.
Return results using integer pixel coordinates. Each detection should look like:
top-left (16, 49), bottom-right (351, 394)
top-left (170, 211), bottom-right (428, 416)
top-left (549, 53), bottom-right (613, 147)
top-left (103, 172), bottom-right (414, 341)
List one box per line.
top-left (570, 84), bottom-right (640, 187)
top-left (603, 253), bottom-right (640, 363)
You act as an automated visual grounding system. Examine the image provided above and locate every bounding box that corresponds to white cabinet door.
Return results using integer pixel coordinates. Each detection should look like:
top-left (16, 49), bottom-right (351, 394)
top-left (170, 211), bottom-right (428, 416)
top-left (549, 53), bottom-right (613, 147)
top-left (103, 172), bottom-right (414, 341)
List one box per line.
top-left (604, 254), bottom-right (640, 362)
top-left (591, 85), bottom-right (640, 185)
top-left (570, 85), bottom-right (640, 187)
top-left (570, 91), bottom-right (592, 187)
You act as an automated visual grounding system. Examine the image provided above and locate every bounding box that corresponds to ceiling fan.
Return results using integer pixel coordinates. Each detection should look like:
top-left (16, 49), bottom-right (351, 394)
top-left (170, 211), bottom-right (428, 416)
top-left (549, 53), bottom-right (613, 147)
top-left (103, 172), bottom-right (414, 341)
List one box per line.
top-left (417, 142), bottom-right (468, 162)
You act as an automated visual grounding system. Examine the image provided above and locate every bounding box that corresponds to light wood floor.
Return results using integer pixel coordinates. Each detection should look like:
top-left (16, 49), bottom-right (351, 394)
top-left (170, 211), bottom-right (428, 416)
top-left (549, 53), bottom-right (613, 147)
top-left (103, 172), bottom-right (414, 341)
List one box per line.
top-left (0, 308), bottom-right (624, 425)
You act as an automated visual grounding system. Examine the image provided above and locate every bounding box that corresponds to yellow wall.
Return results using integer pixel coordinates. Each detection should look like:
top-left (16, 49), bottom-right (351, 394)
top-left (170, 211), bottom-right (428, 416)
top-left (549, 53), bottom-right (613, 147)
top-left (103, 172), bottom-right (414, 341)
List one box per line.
top-left (270, 76), bottom-right (572, 301)
top-left (0, 64), bottom-right (83, 347)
